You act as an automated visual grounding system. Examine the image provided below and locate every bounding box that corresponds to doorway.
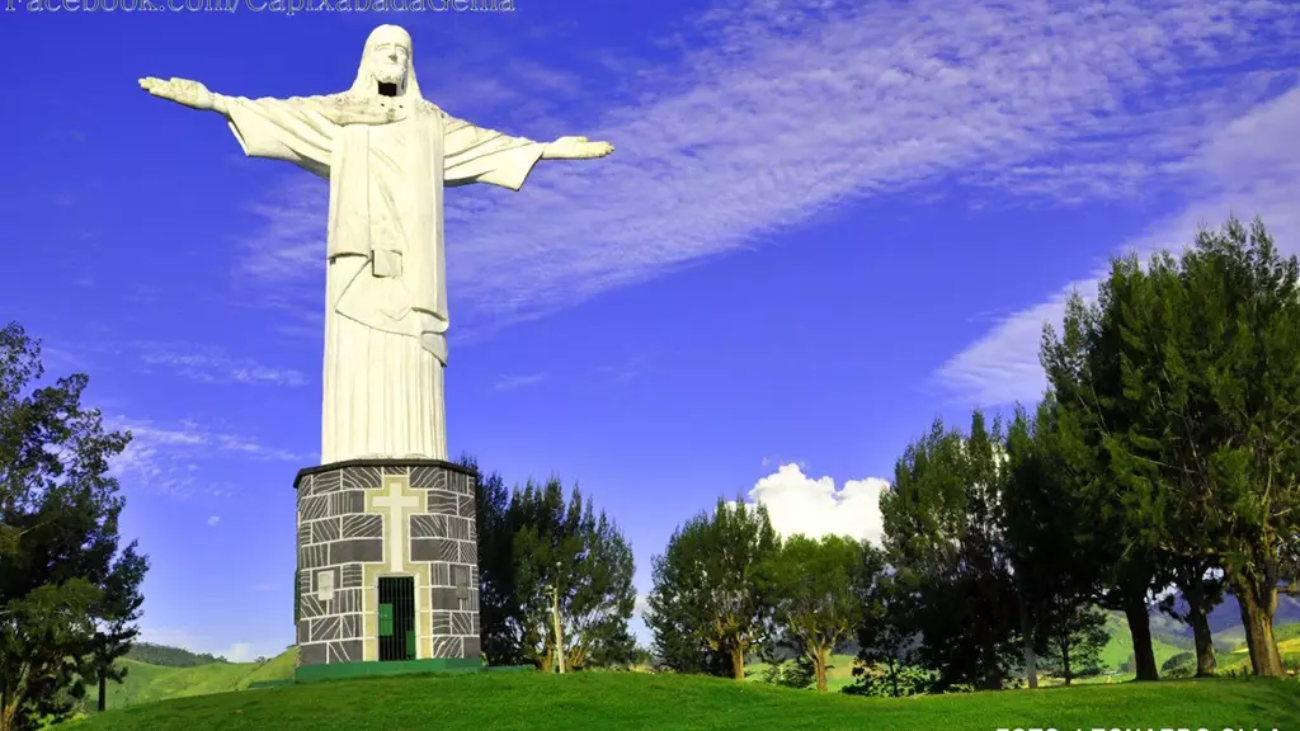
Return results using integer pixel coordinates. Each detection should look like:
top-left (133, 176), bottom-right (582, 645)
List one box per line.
top-left (377, 576), bottom-right (416, 662)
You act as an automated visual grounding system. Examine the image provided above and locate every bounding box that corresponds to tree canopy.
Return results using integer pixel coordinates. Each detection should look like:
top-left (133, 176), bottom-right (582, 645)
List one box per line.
top-left (0, 322), bottom-right (148, 730)
top-left (646, 498), bottom-right (778, 680)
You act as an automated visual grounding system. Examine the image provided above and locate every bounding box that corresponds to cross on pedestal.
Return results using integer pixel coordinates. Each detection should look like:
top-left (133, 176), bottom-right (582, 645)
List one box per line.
top-left (372, 479), bottom-right (420, 573)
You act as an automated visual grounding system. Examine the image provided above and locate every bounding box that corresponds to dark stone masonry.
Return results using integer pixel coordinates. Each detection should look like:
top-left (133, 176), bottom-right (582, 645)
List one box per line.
top-left (293, 459), bottom-right (480, 668)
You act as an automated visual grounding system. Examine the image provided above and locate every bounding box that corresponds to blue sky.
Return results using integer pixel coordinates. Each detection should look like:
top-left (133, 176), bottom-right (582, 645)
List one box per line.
top-left (2, 0), bottom-right (1298, 660)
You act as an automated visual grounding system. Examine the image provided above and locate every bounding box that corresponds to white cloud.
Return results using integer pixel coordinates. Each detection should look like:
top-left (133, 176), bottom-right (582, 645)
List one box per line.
top-left (234, 0), bottom-right (1299, 340)
top-left (744, 464), bottom-right (889, 547)
top-left (108, 418), bottom-right (313, 498)
top-left (936, 85), bottom-right (1300, 406)
top-left (207, 515), bottom-right (220, 527)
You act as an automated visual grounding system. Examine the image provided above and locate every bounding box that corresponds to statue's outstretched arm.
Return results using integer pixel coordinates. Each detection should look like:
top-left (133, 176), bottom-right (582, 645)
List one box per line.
top-left (138, 77), bottom-right (332, 178)
top-left (138, 77), bottom-right (230, 116)
top-left (541, 135), bottom-right (614, 160)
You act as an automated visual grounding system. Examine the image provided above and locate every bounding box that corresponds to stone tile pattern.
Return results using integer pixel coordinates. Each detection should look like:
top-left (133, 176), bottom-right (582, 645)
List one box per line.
top-left (295, 461), bottom-right (480, 667)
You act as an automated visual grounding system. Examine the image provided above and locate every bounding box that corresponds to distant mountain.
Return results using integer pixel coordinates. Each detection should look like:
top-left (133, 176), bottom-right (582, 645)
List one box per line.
top-left (1154, 591), bottom-right (1300, 637)
top-left (125, 642), bottom-right (230, 668)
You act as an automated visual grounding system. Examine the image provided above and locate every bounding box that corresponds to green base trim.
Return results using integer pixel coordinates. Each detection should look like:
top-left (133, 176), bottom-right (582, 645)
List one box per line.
top-left (295, 657), bottom-right (483, 683)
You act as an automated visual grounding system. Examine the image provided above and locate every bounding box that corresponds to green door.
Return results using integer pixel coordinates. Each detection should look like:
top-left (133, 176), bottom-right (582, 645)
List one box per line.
top-left (377, 577), bottom-right (416, 662)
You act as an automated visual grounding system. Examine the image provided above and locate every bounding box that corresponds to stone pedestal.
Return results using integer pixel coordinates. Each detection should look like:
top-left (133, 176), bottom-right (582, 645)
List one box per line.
top-left (293, 459), bottom-right (482, 681)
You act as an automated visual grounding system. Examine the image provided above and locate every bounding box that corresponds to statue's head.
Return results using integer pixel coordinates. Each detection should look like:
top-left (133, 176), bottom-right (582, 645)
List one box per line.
top-left (361, 25), bottom-right (415, 97)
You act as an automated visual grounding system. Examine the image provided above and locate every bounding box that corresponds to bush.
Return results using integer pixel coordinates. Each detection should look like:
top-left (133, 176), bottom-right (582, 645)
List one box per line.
top-left (760, 657), bottom-right (815, 690)
top-left (842, 662), bottom-right (938, 697)
top-left (1162, 652), bottom-right (1195, 679)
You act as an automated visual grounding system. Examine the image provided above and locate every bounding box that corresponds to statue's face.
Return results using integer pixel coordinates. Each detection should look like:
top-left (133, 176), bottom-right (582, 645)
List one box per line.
top-left (369, 39), bottom-right (410, 87)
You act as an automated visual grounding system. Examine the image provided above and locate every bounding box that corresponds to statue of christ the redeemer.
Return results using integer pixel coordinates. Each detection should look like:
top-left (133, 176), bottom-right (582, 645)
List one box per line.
top-left (139, 25), bottom-right (612, 464)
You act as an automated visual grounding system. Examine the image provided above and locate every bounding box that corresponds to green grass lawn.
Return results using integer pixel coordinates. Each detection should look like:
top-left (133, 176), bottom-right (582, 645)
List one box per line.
top-left (68, 671), bottom-right (1300, 731)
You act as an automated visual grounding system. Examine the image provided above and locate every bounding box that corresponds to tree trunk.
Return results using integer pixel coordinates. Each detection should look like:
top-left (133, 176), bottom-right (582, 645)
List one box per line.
top-left (1061, 641), bottom-right (1072, 686)
top-left (730, 645), bottom-right (745, 681)
top-left (538, 645), bottom-right (553, 674)
top-left (1234, 576), bottom-right (1284, 676)
top-left (1019, 593), bottom-right (1038, 689)
top-left (1176, 577), bottom-right (1218, 677)
top-left (1, 689), bottom-right (17, 731)
top-left (1122, 598), bottom-right (1159, 681)
top-left (1187, 600), bottom-right (1217, 677)
top-left (551, 584), bottom-right (566, 674)
top-left (97, 672), bottom-right (108, 712)
top-left (813, 646), bottom-right (829, 693)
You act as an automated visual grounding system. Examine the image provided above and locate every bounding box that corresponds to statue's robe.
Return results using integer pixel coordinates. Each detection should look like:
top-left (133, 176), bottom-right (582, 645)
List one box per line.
top-left (223, 93), bottom-right (545, 462)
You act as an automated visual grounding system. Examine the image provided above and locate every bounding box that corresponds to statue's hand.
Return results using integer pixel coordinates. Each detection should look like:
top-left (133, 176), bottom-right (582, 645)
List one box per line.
top-left (543, 136), bottom-right (615, 160)
top-left (138, 77), bottom-right (215, 111)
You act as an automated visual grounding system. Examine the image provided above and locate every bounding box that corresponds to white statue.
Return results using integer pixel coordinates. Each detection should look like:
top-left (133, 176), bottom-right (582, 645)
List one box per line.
top-left (139, 24), bottom-right (612, 464)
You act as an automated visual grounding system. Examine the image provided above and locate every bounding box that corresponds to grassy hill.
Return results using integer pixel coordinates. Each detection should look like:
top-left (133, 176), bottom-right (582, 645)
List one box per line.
top-left (68, 671), bottom-right (1300, 731)
top-left (82, 614), bottom-right (1300, 715)
top-left (86, 648), bottom-right (296, 713)
top-left (124, 643), bottom-right (230, 668)
top-left (1218, 622), bottom-right (1300, 674)
top-left (1097, 612), bottom-right (1188, 675)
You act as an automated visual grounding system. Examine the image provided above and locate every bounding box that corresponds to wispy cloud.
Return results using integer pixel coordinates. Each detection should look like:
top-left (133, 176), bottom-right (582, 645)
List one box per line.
top-left (108, 417), bottom-right (313, 498)
top-left (594, 357), bottom-right (643, 385)
top-left (234, 0), bottom-right (1298, 342)
top-left (207, 515), bottom-right (220, 527)
top-left (131, 341), bottom-right (307, 387)
top-left (935, 85), bottom-right (1300, 406)
top-left (138, 626), bottom-right (283, 663)
top-left (494, 372), bottom-right (547, 391)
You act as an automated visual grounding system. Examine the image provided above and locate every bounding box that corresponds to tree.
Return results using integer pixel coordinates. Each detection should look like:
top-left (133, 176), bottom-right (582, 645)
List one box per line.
top-left (0, 582), bottom-right (97, 730)
top-left (1161, 651), bottom-right (1196, 679)
top-left (1045, 217), bottom-right (1300, 677)
top-left (83, 543), bottom-right (148, 712)
top-left (879, 413), bottom-right (1019, 690)
top-left (1156, 569), bottom-right (1223, 677)
top-left (461, 456), bottom-right (523, 666)
top-left (1002, 398), bottom-right (1106, 689)
top-left (1104, 246), bottom-right (1228, 677)
top-left (762, 534), bottom-right (864, 692)
top-left (646, 498), bottom-right (778, 680)
top-left (848, 544), bottom-right (933, 698)
top-left (1041, 272), bottom-right (1174, 682)
top-left (0, 323), bottom-right (146, 731)
top-left (1038, 603), bottom-right (1108, 685)
top-left (759, 654), bottom-right (816, 689)
top-left (504, 478), bottom-right (635, 672)
top-left (1169, 218), bottom-right (1300, 677)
